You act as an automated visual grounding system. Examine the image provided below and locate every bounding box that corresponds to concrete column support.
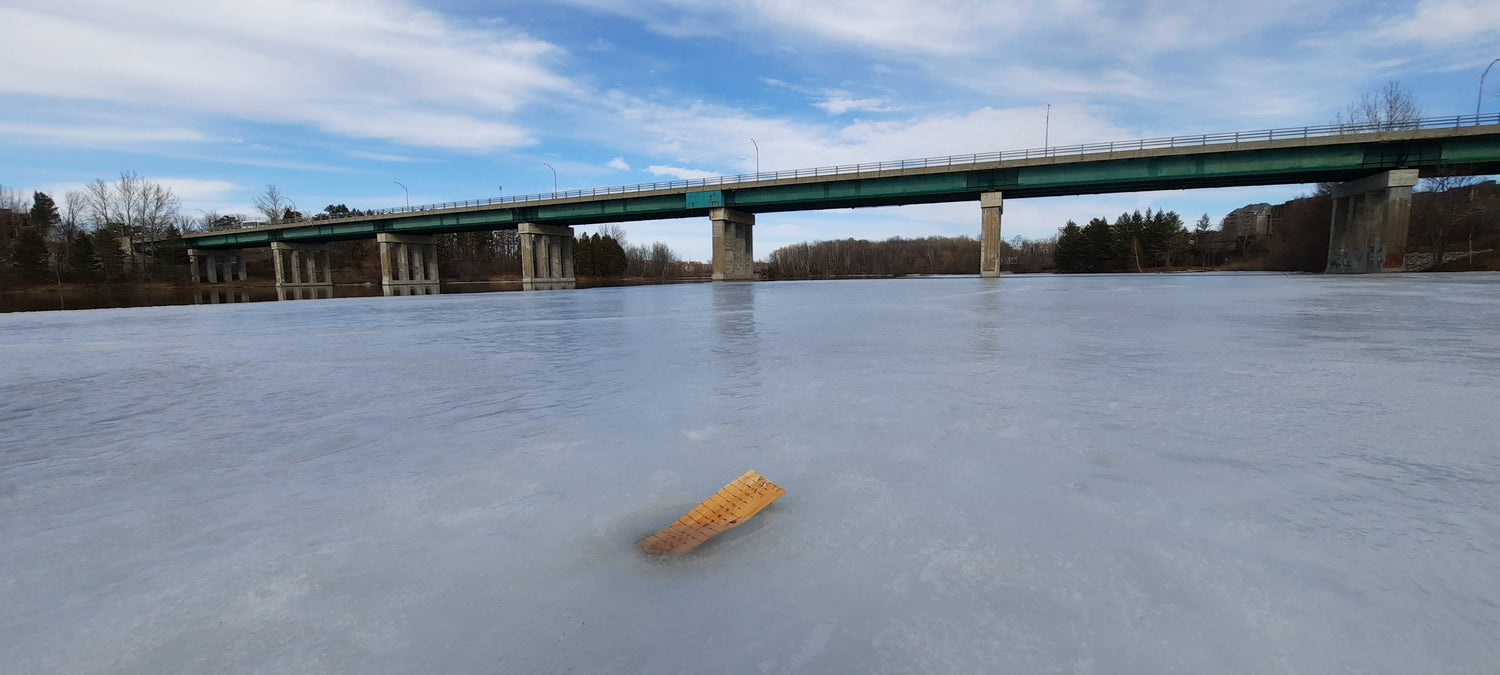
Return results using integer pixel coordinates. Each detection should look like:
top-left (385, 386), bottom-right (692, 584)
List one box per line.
top-left (710, 208), bottom-right (755, 281)
top-left (518, 222), bottom-right (576, 290)
top-left (270, 241), bottom-right (333, 289)
top-left (377, 233), bottom-right (442, 293)
top-left (207, 254), bottom-right (221, 283)
top-left (272, 247), bottom-right (287, 286)
top-left (236, 254), bottom-right (248, 282)
top-left (292, 250), bottom-right (305, 285)
top-left (1326, 169), bottom-right (1419, 273)
top-left (187, 250), bottom-right (202, 283)
top-left (979, 192), bottom-right (1004, 278)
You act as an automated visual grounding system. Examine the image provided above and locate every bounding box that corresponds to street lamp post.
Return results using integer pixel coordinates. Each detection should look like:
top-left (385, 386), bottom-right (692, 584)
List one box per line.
top-left (1044, 104), bottom-right (1051, 151)
top-left (393, 181), bottom-right (409, 209)
top-left (750, 138), bottom-right (760, 177)
top-left (1480, 58), bottom-right (1500, 119)
top-left (542, 163), bottom-right (557, 196)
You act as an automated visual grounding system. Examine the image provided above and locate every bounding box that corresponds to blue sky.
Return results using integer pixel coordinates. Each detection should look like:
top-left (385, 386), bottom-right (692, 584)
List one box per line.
top-left (2, 0), bottom-right (1498, 261)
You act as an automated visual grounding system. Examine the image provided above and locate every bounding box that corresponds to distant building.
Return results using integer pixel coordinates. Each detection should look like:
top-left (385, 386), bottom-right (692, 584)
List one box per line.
top-left (1221, 203), bottom-right (1274, 238)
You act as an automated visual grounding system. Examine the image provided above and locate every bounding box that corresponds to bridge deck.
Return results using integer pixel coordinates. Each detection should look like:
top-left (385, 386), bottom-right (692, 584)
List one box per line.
top-left (185, 118), bottom-right (1500, 249)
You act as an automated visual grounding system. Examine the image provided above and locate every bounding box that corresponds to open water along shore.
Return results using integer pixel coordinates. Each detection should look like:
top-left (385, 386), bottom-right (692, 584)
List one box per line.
top-left (2, 273), bottom-right (1498, 672)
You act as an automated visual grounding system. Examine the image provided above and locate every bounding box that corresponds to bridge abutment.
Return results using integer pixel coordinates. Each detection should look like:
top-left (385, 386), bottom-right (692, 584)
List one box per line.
top-left (519, 223), bottom-right (576, 290)
top-left (1325, 169), bottom-right (1419, 273)
top-left (377, 233), bottom-right (441, 292)
top-left (979, 192), bottom-right (1004, 277)
top-left (711, 208), bottom-right (755, 281)
top-left (187, 248), bottom-right (247, 284)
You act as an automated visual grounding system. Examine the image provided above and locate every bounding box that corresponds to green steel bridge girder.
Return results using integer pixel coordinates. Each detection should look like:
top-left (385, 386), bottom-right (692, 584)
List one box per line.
top-left (184, 134), bottom-right (1500, 250)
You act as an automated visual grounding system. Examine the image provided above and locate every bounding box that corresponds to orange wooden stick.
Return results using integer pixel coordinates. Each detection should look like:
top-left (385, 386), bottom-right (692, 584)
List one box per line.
top-left (638, 470), bottom-right (786, 555)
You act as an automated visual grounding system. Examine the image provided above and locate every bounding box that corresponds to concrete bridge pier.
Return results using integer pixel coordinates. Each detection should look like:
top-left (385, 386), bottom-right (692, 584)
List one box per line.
top-left (519, 223), bottom-right (576, 290)
top-left (270, 241), bottom-right (334, 289)
top-left (377, 233), bottom-right (441, 292)
top-left (979, 192), bottom-right (1004, 278)
top-left (187, 248), bottom-right (247, 284)
top-left (1325, 169), bottom-right (1419, 273)
top-left (711, 208), bottom-right (755, 281)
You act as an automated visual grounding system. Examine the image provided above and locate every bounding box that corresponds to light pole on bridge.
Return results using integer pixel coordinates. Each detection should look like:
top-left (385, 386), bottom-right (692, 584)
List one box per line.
top-left (393, 181), bottom-right (409, 209)
top-left (1044, 104), bottom-right (1051, 151)
top-left (1480, 58), bottom-right (1500, 119)
top-left (750, 138), bottom-right (760, 177)
top-left (542, 162), bottom-right (558, 196)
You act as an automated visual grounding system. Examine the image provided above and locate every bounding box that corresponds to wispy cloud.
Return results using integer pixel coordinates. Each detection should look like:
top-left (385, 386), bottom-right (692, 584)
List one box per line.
top-left (0, 0), bottom-right (573, 149)
top-left (647, 165), bottom-right (719, 180)
top-left (0, 122), bottom-right (210, 145)
top-left (1376, 0), bottom-right (1500, 45)
top-left (346, 151), bottom-right (434, 163)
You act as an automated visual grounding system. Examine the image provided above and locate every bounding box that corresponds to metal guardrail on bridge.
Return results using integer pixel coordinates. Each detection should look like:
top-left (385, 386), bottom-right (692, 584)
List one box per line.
top-left (237, 113), bottom-right (1500, 227)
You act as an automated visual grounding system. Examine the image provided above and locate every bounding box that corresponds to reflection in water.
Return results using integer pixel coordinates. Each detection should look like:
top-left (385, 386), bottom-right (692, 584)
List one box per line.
top-left (277, 285), bottom-right (336, 301)
top-left (194, 290), bottom-right (252, 305)
top-left (382, 284), bottom-right (441, 297)
top-left (972, 282), bottom-right (1004, 356)
top-left (3, 279), bottom-right (710, 314)
top-left (711, 282), bottom-right (761, 403)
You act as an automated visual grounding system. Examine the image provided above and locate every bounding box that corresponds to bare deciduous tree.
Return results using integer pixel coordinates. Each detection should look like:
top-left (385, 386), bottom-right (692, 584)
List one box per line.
top-left (1335, 80), bottom-right (1423, 132)
top-left (254, 185), bottom-right (294, 224)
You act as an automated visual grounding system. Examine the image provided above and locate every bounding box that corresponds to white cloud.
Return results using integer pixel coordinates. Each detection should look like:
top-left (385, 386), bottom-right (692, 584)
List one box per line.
top-left (647, 165), bottom-right (719, 180)
top-left (347, 151), bottom-right (431, 163)
top-left (591, 94), bottom-right (1134, 176)
top-left (814, 93), bottom-right (894, 115)
top-left (606, 157), bottom-right (631, 170)
top-left (0, 122), bottom-right (210, 145)
top-left (0, 0), bottom-right (573, 149)
top-left (1377, 0), bottom-right (1500, 45)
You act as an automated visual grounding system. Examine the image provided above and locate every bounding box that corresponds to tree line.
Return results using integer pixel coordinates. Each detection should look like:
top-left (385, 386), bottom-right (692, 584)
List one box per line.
top-left (1, 175), bottom-right (695, 288)
top-left (765, 235), bottom-right (983, 278)
top-left (1, 173), bottom-right (191, 286)
top-left (1052, 209), bottom-right (1216, 273)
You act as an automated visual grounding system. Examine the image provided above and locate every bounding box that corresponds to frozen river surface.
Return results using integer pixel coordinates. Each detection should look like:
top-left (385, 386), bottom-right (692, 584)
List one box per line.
top-left (3, 273), bottom-right (1499, 673)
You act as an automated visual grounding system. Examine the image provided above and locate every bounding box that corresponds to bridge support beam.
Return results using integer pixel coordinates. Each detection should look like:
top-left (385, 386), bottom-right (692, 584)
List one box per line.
top-left (270, 242), bottom-right (334, 290)
top-left (519, 223), bottom-right (575, 291)
top-left (377, 233), bottom-right (441, 293)
top-left (1325, 169), bottom-right (1419, 273)
top-left (979, 192), bottom-right (1004, 278)
top-left (187, 248), bottom-right (247, 284)
top-left (711, 208), bottom-right (755, 281)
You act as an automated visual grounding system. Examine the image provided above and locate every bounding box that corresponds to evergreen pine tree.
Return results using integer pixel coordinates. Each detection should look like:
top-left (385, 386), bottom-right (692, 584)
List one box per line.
top-left (1054, 221), bottom-right (1085, 272)
top-left (67, 231), bottom-right (99, 282)
top-left (29, 192), bottom-right (59, 238)
top-left (11, 229), bottom-right (48, 278)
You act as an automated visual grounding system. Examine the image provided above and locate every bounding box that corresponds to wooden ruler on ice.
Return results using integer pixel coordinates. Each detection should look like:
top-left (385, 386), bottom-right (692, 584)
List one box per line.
top-left (638, 470), bottom-right (786, 555)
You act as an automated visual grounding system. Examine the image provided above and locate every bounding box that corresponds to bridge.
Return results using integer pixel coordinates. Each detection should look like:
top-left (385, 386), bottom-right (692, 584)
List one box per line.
top-left (183, 114), bottom-right (1500, 292)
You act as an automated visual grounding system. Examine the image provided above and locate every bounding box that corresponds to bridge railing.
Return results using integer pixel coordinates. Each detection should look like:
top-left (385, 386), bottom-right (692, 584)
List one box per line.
top-left (275, 113), bottom-right (1500, 226)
